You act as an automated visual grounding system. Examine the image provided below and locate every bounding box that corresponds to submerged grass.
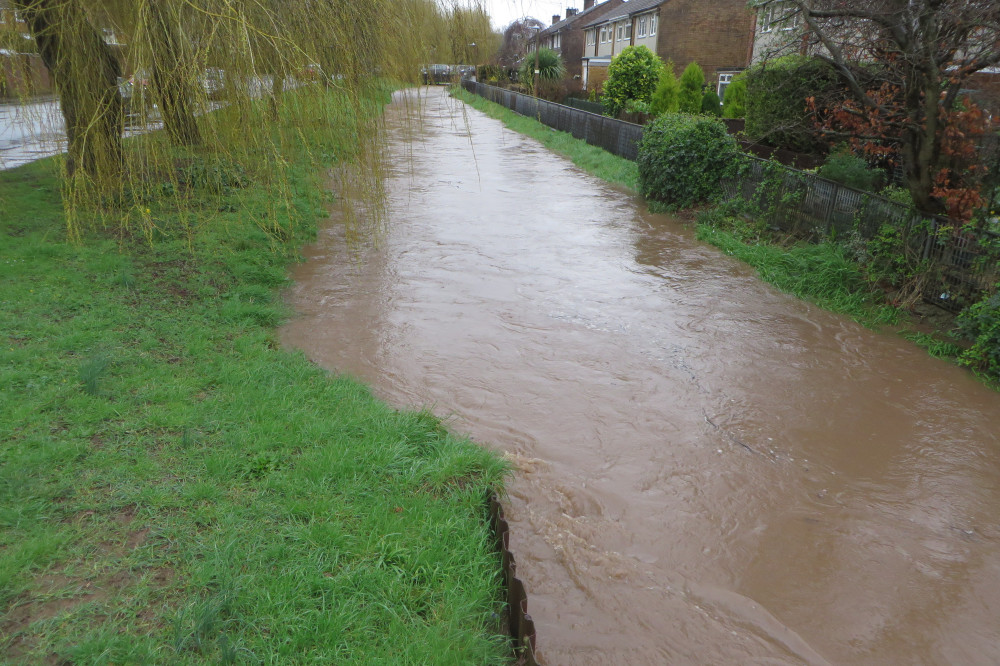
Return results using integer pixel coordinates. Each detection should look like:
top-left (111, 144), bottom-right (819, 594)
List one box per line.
top-left (450, 86), bottom-right (639, 191)
top-left (0, 88), bottom-right (509, 664)
top-left (696, 223), bottom-right (900, 328)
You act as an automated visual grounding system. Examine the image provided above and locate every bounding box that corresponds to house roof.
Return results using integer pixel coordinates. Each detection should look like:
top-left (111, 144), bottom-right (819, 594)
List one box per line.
top-left (581, 0), bottom-right (664, 28)
top-left (540, 0), bottom-right (623, 36)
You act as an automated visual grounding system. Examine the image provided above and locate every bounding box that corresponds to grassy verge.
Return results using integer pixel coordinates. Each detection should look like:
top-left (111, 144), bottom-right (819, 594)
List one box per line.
top-left (694, 211), bottom-right (900, 328)
top-left (1, 89), bottom-right (509, 664)
top-left (450, 86), bottom-right (638, 191)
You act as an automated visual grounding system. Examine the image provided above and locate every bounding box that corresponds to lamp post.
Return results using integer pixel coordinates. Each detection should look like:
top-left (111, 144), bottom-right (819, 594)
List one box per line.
top-left (528, 25), bottom-right (541, 98)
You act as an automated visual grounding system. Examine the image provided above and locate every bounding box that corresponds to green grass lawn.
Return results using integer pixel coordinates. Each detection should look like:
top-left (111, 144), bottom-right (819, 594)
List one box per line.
top-left (0, 91), bottom-right (509, 664)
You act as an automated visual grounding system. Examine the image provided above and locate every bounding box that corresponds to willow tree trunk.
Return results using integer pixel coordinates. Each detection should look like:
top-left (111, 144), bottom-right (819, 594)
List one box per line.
top-left (15, 0), bottom-right (123, 179)
top-left (142, 1), bottom-right (201, 147)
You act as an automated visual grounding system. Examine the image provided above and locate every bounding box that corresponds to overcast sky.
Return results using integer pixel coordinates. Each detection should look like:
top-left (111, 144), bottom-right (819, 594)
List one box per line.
top-left (482, 0), bottom-right (586, 30)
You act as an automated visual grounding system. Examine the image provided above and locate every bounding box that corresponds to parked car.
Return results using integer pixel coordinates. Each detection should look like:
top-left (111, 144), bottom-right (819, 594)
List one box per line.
top-left (421, 64), bottom-right (451, 85)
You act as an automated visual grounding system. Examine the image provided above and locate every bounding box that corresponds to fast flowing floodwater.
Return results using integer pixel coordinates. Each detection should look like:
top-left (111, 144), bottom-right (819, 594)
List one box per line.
top-left (281, 87), bottom-right (1000, 664)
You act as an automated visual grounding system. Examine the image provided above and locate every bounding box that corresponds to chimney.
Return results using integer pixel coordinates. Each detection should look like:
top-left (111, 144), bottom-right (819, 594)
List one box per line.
top-left (584, 0), bottom-right (595, 9)
top-left (566, 7), bottom-right (578, 17)
top-left (552, 14), bottom-right (561, 24)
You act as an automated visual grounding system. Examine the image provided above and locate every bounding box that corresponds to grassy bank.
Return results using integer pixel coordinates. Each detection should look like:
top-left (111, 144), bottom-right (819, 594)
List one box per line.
top-left (450, 87), bottom-right (638, 191)
top-left (1, 90), bottom-right (509, 664)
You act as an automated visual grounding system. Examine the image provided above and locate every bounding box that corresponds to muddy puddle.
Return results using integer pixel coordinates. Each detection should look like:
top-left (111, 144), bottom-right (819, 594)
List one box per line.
top-left (280, 87), bottom-right (1000, 664)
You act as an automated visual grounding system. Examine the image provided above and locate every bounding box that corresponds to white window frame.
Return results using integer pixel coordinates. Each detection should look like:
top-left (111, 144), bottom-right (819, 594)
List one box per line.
top-left (587, 29), bottom-right (595, 46)
top-left (599, 26), bottom-right (607, 43)
top-left (650, 13), bottom-right (658, 36)
top-left (717, 72), bottom-right (734, 100)
top-left (637, 16), bottom-right (647, 38)
top-left (624, 21), bottom-right (632, 40)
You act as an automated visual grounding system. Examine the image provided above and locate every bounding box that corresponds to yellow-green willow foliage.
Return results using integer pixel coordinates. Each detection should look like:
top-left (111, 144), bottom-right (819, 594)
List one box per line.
top-left (5, 0), bottom-right (495, 240)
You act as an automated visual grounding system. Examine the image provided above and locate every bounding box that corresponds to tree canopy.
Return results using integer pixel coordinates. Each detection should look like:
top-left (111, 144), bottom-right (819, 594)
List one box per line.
top-left (752, 0), bottom-right (1000, 219)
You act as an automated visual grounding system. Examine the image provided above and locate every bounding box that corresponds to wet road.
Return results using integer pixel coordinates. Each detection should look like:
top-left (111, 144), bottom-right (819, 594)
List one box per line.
top-left (0, 99), bottom-right (65, 170)
top-left (281, 87), bottom-right (1000, 664)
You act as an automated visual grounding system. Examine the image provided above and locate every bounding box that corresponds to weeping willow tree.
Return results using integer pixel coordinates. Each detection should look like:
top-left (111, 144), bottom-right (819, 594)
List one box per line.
top-left (5, 0), bottom-right (495, 241)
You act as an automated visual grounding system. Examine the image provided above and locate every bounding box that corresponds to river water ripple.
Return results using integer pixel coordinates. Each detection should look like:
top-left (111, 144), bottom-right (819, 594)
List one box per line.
top-left (281, 87), bottom-right (1000, 665)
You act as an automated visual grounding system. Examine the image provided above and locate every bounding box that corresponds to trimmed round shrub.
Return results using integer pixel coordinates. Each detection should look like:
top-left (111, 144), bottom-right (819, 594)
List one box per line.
top-left (603, 45), bottom-right (664, 117)
top-left (700, 90), bottom-right (722, 116)
top-left (637, 113), bottom-right (742, 208)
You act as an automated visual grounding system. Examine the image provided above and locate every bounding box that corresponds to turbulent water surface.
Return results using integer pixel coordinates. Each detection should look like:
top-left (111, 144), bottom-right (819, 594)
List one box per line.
top-left (281, 87), bottom-right (1000, 665)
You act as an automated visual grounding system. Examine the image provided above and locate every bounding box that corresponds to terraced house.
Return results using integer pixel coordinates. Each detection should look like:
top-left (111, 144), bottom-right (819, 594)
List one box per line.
top-left (538, 0), bottom-right (627, 93)
top-left (578, 0), bottom-right (755, 100)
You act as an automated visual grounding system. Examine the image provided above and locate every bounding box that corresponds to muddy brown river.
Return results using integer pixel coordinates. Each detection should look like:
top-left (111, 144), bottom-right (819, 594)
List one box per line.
top-left (281, 87), bottom-right (1000, 664)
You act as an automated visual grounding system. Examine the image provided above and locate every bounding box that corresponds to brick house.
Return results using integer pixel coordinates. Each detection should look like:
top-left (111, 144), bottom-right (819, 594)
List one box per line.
top-left (578, 0), bottom-right (755, 100)
top-left (537, 0), bottom-right (627, 93)
top-left (748, 1), bottom-right (1000, 122)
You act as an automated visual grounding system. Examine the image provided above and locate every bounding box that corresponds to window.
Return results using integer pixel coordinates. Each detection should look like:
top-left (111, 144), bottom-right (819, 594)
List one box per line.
top-left (637, 16), bottom-right (647, 38)
top-left (553, 33), bottom-right (561, 49)
top-left (760, 2), bottom-right (800, 33)
top-left (624, 21), bottom-right (632, 40)
top-left (599, 26), bottom-right (606, 43)
top-left (616, 22), bottom-right (623, 42)
top-left (650, 14), bottom-right (658, 36)
top-left (587, 29), bottom-right (595, 46)
top-left (717, 72), bottom-right (734, 101)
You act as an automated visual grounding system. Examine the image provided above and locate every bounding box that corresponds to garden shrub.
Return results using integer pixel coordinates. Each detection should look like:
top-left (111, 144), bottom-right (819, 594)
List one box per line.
top-left (624, 98), bottom-right (651, 115)
top-left (518, 48), bottom-right (566, 88)
top-left (744, 55), bottom-right (839, 152)
top-left (637, 113), bottom-right (742, 208)
top-left (603, 45), bottom-right (665, 117)
top-left (958, 292), bottom-right (1000, 379)
top-left (649, 60), bottom-right (679, 115)
top-left (678, 61), bottom-right (705, 113)
top-left (721, 72), bottom-right (746, 119)
top-left (818, 147), bottom-right (884, 191)
top-left (701, 90), bottom-right (722, 116)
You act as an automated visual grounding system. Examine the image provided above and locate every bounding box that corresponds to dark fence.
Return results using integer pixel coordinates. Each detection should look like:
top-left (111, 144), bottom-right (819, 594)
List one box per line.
top-left (564, 96), bottom-right (606, 115)
top-left (462, 80), bottom-right (644, 161)
top-left (725, 156), bottom-right (999, 310)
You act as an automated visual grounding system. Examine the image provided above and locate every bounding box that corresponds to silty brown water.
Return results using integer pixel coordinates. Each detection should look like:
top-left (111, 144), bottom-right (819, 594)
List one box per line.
top-left (280, 87), bottom-right (1000, 664)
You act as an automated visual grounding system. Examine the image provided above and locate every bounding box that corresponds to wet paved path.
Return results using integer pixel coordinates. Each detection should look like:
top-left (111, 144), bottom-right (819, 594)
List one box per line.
top-left (281, 87), bottom-right (1000, 664)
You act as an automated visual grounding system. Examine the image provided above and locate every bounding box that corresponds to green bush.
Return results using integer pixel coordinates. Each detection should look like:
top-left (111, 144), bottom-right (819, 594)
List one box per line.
top-left (650, 60), bottom-right (679, 115)
top-left (958, 293), bottom-right (1000, 379)
top-left (678, 61), bottom-right (705, 113)
top-left (721, 73), bottom-right (747, 118)
top-left (518, 47), bottom-right (566, 88)
top-left (603, 45), bottom-right (664, 117)
top-left (637, 113), bottom-right (742, 208)
top-left (744, 55), bottom-right (839, 152)
top-left (624, 98), bottom-right (651, 114)
top-left (701, 90), bottom-right (722, 116)
top-left (818, 147), bottom-right (883, 191)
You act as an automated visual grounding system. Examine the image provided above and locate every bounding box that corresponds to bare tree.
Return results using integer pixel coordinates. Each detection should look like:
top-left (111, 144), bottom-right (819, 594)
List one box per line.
top-left (496, 17), bottom-right (544, 68)
top-left (753, 0), bottom-right (1000, 216)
